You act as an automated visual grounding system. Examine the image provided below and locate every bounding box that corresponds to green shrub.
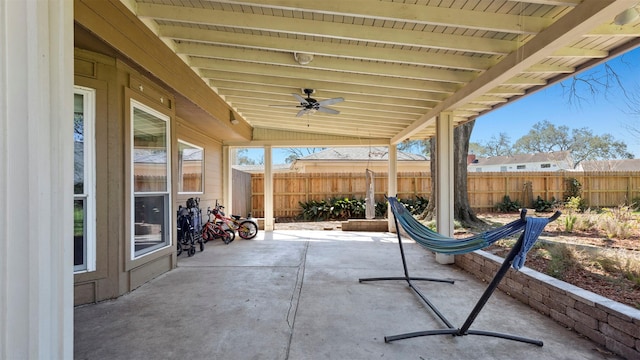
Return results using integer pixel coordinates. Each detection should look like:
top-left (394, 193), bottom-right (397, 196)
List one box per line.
top-left (495, 195), bottom-right (521, 213)
top-left (375, 201), bottom-right (388, 218)
top-left (565, 196), bottom-right (587, 213)
top-left (533, 196), bottom-right (556, 212)
top-left (399, 196), bottom-right (428, 215)
top-left (298, 199), bottom-right (332, 221)
top-left (298, 197), bottom-right (389, 221)
top-left (564, 177), bottom-right (582, 201)
top-left (564, 214), bottom-right (577, 233)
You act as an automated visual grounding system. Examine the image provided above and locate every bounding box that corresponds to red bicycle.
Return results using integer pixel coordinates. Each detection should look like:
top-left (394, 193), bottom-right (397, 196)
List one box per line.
top-left (211, 200), bottom-right (259, 240)
top-left (202, 207), bottom-right (235, 244)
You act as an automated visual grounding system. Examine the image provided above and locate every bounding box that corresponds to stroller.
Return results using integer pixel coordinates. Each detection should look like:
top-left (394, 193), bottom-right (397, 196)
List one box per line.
top-left (176, 197), bottom-right (204, 256)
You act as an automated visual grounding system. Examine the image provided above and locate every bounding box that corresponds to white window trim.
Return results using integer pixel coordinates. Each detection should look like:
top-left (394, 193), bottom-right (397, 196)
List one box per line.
top-left (178, 139), bottom-right (204, 195)
top-left (74, 86), bottom-right (96, 273)
top-left (130, 99), bottom-right (172, 260)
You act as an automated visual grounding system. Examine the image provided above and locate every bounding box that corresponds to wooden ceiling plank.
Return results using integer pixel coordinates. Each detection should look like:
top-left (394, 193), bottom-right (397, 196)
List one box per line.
top-left (160, 24), bottom-right (497, 70)
top-left (550, 47), bottom-right (609, 58)
top-left (224, 93), bottom-right (428, 115)
top-left (230, 101), bottom-right (420, 122)
top-left (207, 0), bottom-right (555, 34)
top-left (175, 42), bottom-right (478, 83)
top-left (524, 63), bottom-right (574, 73)
top-left (202, 70), bottom-right (451, 101)
top-left (138, 3), bottom-right (522, 54)
top-left (189, 57), bottom-right (459, 94)
top-left (211, 80), bottom-right (439, 108)
top-left (503, 76), bottom-right (547, 86)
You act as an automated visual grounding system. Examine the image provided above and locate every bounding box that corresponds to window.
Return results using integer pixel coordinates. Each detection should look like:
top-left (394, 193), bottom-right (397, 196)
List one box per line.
top-left (500, 166), bottom-right (507, 172)
top-left (178, 140), bottom-right (204, 193)
top-left (541, 163), bottom-right (551, 168)
top-left (74, 87), bottom-right (96, 273)
top-left (516, 165), bottom-right (526, 170)
top-left (131, 100), bottom-right (171, 258)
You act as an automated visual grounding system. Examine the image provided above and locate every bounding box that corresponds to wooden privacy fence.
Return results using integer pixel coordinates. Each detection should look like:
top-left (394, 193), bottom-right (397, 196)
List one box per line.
top-left (246, 171), bottom-right (640, 218)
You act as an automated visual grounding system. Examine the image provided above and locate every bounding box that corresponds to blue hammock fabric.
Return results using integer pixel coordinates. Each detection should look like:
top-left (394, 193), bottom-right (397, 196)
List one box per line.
top-left (388, 197), bottom-right (549, 270)
top-left (512, 217), bottom-right (549, 269)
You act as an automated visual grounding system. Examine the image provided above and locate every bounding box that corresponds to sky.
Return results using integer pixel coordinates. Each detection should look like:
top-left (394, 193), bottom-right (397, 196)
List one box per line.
top-left (243, 47), bottom-right (640, 164)
top-left (471, 46), bottom-right (640, 158)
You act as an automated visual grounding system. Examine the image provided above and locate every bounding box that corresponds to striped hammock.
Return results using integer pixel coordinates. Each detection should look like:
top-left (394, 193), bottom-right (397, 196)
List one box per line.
top-left (388, 197), bottom-right (550, 269)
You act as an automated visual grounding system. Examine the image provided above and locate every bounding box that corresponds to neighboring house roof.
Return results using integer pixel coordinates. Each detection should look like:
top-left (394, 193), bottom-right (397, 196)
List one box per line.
top-left (181, 148), bottom-right (202, 161)
top-left (75, 142), bottom-right (84, 185)
top-left (296, 147), bottom-right (427, 161)
top-left (134, 149), bottom-right (167, 163)
top-left (232, 164), bottom-right (292, 174)
top-left (469, 151), bottom-right (573, 169)
top-left (577, 159), bottom-right (640, 171)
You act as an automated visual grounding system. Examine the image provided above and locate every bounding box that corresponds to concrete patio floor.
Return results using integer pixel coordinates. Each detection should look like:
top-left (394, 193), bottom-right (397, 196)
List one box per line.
top-left (74, 229), bottom-right (622, 360)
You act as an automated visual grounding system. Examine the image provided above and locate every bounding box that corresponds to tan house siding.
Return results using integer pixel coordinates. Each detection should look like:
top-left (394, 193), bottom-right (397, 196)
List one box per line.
top-left (72, 50), bottom-right (229, 304)
top-left (74, 50), bottom-right (120, 305)
top-left (175, 118), bottom-right (224, 213)
top-left (72, 0), bottom-right (246, 305)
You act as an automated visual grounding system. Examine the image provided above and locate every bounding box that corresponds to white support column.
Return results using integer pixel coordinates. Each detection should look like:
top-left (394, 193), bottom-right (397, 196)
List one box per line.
top-left (435, 112), bottom-right (455, 264)
top-left (222, 145), bottom-right (232, 214)
top-left (387, 145), bottom-right (398, 232)
top-left (263, 145), bottom-right (274, 231)
top-left (1, 0), bottom-right (74, 358)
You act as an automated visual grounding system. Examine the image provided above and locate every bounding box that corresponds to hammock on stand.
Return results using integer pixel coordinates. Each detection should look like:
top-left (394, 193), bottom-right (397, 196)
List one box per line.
top-left (359, 197), bottom-right (560, 346)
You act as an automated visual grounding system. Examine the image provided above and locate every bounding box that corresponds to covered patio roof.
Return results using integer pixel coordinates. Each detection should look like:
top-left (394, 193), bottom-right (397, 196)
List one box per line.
top-left (118, 0), bottom-right (640, 144)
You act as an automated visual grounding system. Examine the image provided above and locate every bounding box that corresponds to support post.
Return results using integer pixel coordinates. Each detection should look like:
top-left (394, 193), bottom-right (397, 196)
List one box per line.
top-left (387, 145), bottom-right (398, 232)
top-left (1, 0), bottom-right (74, 358)
top-left (222, 145), bottom-right (232, 214)
top-left (435, 112), bottom-right (455, 264)
top-left (264, 145), bottom-right (274, 231)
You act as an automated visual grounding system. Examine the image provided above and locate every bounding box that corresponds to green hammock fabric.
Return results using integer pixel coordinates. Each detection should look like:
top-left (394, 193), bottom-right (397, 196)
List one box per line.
top-left (388, 197), bottom-right (550, 269)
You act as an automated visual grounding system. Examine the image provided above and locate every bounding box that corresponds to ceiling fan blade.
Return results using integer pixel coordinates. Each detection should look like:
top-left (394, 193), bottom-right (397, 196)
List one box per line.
top-left (317, 97), bottom-right (344, 106)
top-left (317, 106), bottom-right (340, 115)
top-left (296, 109), bottom-right (308, 117)
top-left (292, 93), bottom-right (309, 105)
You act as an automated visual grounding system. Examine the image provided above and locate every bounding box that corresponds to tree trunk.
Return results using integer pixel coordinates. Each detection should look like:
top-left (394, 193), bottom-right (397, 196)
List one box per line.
top-left (454, 121), bottom-right (481, 226)
top-left (419, 120), bottom-right (482, 226)
top-left (419, 139), bottom-right (437, 220)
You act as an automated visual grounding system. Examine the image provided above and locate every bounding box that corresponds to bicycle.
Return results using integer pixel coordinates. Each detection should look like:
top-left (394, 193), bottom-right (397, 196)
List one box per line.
top-left (202, 206), bottom-right (235, 244)
top-left (212, 200), bottom-right (259, 240)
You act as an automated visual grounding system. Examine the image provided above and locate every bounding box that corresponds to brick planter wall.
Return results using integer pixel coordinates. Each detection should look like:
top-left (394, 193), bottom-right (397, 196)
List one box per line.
top-left (455, 250), bottom-right (640, 360)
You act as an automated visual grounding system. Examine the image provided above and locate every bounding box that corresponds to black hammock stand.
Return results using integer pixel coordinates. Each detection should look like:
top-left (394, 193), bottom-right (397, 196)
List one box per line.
top-left (359, 197), bottom-right (561, 346)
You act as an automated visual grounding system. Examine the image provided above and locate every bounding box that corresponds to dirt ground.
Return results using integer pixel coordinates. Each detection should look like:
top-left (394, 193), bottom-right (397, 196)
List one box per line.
top-left (274, 220), bottom-right (345, 231)
top-left (274, 215), bottom-right (640, 309)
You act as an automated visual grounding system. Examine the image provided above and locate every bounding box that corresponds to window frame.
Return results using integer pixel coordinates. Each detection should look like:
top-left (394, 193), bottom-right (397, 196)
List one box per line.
top-left (73, 86), bottom-right (97, 273)
top-left (130, 98), bottom-right (172, 260)
top-left (177, 139), bottom-right (204, 194)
